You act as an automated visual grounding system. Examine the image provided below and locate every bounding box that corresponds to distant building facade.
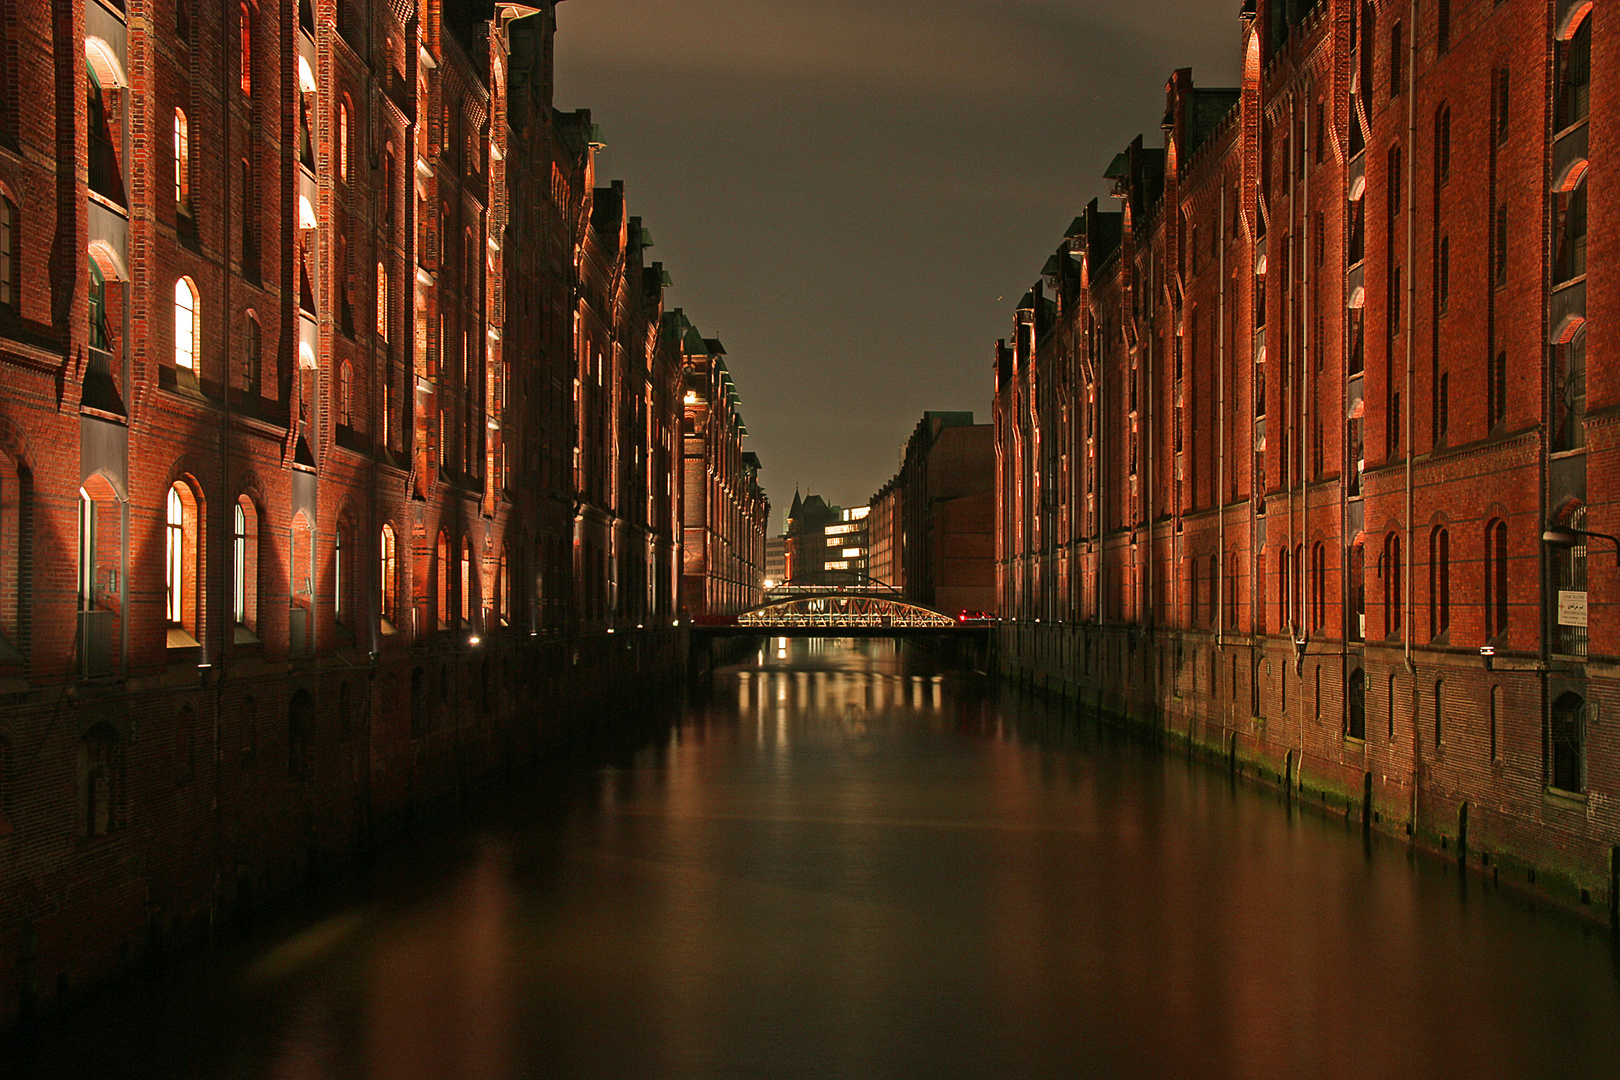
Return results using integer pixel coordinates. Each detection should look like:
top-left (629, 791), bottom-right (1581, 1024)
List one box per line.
top-left (785, 491), bottom-right (841, 584)
top-left (823, 506), bottom-right (871, 580)
top-left (764, 535), bottom-right (788, 587)
top-left (994, 1), bottom-right (1615, 909)
top-left (678, 318), bottom-right (769, 618)
top-left (869, 412), bottom-right (996, 614)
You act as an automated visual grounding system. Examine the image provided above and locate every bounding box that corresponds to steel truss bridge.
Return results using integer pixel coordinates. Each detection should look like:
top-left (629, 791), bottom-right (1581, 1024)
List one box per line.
top-left (693, 579), bottom-right (987, 638)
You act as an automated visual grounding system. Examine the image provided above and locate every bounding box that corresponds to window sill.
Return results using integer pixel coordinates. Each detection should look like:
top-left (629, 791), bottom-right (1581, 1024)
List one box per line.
top-left (166, 626), bottom-right (201, 649)
top-left (1543, 786), bottom-right (1588, 809)
top-left (233, 625), bottom-right (260, 646)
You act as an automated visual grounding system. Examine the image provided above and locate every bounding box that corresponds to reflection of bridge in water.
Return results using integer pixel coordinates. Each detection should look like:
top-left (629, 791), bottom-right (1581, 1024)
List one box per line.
top-left (690, 579), bottom-right (991, 676)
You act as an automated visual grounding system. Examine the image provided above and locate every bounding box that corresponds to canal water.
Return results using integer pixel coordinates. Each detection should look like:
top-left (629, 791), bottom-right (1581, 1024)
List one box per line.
top-left (9, 638), bottom-right (1620, 1079)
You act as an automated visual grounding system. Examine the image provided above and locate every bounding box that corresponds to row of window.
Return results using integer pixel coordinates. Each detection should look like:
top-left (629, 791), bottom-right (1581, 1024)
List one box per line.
top-left (143, 480), bottom-right (510, 648)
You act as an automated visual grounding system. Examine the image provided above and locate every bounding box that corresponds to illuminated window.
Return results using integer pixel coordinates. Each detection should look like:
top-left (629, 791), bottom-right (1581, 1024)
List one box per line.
top-left (174, 278), bottom-right (198, 371)
top-left (338, 101), bottom-right (349, 181)
top-left (335, 521), bottom-right (351, 625)
top-left (379, 523), bottom-right (398, 625)
top-left (165, 482), bottom-right (199, 632)
top-left (376, 263), bottom-right (388, 340)
top-left (173, 108), bottom-right (189, 209)
top-left (436, 531), bottom-right (450, 630)
top-left (232, 497), bottom-right (260, 631)
top-left (239, 4), bottom-right (252, 95)
top-left (461, 540), bottom-right (473, 625)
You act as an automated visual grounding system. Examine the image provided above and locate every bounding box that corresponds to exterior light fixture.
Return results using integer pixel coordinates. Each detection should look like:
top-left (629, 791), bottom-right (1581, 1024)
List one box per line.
top-left (1543, 525), bottom-right (1620, 566)
top-left (468, 635), bottom-right (482, 646)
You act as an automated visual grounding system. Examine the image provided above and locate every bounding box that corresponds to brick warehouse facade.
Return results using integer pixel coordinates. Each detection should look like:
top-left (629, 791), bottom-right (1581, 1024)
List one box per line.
top-left (994, 0), bottom-right (1619, 918)
top-left (0, 0), bottom-right (767, 1025)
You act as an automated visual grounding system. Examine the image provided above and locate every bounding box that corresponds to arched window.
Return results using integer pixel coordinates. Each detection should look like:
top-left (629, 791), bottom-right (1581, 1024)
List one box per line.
top-left (165, 482), bottom-right (199, 636)
top-left (1485, 518), bottom-right (1508, 639)
top-left (243, 312), bottom-right (261, 396)
top-left (1388, 672), bottom-right (1399, 739)
top-left (174, 278), bottom-right (198, 371)
top-left (1428, 524), bottom-right (1450, 640)
top-left (376, 263), bottom-right (388, 340)
top-left (379, 524), bottom-right (398, 628)
top-left (233, 496), bottom-right (259, 634)
top-left (173, 108), bottom-right (190, 209)
top-left (86, 60), bottom-right (125, 204)
top-left (338, 100), bottom-right (349, 181)
top-left (460, 538), bottom-right (473, 626)
top-left (338, 362), bottom-right (353, 428)
top-left (334, 520), bottom-right (349, 625)
top-left (239, 3), bottom-right (252, 95)
top-left (1381, 532), bottom-right (1402, 639)
top-left (1278, 546), bottom-right (1290, 630)
top-left (1550, 691), bottom-right (1586, 793)
top-left (436, 531), bottom-right (450, 630)
top-left (1310, 541), bottom-right (1326, 633)
top-left (1557, 11), bottom-right (1591, 130)
top-left (0, 193), bottom-right (15, 309)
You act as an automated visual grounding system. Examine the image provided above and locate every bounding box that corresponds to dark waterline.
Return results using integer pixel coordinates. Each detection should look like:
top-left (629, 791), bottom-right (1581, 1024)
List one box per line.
top-left (10, 638), bottom-right (1620, 1079)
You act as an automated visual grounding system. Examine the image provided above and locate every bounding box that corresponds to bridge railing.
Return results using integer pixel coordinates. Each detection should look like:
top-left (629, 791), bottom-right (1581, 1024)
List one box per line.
top-left (736, 612), bottom-right (958, 628)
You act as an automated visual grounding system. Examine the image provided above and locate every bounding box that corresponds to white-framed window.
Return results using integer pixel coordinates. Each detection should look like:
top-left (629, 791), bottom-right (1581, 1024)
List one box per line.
top-left (173, 108), bottom-right (190, 208)
top-left (166, 485), bottom-right (185, 623)
top-left (174, 278), bottom-right (198, 370)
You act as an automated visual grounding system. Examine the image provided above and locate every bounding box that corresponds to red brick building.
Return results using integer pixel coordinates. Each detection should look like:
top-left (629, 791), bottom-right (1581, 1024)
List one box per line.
top-left (995, 0), bottom-right (1616, 915)
top-left (677, 314), bottom-right (769, 618)
top-left (870, 411), bottom-right (996, 616)
top-left (0, 0), bottom-right (735, 1024)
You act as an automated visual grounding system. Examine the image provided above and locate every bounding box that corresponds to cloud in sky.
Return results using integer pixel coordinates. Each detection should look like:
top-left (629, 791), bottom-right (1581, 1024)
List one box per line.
top-left (555, 0), bottom-right (1241, 521)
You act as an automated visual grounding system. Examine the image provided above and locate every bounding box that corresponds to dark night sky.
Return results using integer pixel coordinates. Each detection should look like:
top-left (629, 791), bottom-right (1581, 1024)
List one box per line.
top-left (553, 1), bottom-right (1240, 531)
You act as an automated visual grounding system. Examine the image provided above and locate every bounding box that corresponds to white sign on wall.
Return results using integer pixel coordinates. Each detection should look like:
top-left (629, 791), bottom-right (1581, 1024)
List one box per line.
top-left (1558, 590), bottom-right (1589, 628)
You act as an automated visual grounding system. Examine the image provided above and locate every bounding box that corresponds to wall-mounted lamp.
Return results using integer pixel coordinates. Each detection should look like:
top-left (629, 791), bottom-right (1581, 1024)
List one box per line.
top-left (1542, 525), bottom-right (1620, 566)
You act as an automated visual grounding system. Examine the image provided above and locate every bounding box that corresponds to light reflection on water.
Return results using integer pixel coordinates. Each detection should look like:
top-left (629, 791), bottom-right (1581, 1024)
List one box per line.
top-left (12, 638), bottom-right (1620, 1080)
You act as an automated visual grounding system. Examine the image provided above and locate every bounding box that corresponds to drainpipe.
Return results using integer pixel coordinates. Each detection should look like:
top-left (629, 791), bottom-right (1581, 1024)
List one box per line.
top-left (1299, 93), bottom-right (1310, 651)
top-left (1218, 183), bottom-right (1227, 648)
top-left (1405, 0), bottom-right (1420, 832)
top-left (1293, 93), bottom-right (1305, 646)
